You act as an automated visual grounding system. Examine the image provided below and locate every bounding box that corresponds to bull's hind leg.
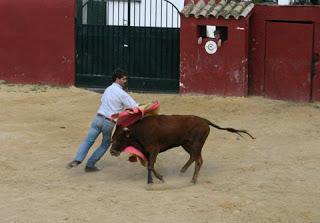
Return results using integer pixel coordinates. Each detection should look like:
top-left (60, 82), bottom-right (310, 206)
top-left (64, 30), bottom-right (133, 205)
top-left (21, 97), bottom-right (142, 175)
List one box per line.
top-left (180, 154), bottom-right (194, 174)
top-left (180, 143), bottom-right (196, 173)
top-left (191, 154), bottom-right (203, 184)
top-left (152, 169), bottom-right (164, 182)
top-left (189, 131), bottom-right (209, 183)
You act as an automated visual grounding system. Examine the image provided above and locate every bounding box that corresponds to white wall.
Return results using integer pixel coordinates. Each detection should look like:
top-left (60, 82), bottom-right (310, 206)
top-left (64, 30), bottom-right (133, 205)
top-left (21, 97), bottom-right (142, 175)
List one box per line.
top-left (82, 0), bottom-right (183, 28)
top-left (106, 0), bottom-right (182, 27)
top-left (170, 0), bottom-right (184, 11)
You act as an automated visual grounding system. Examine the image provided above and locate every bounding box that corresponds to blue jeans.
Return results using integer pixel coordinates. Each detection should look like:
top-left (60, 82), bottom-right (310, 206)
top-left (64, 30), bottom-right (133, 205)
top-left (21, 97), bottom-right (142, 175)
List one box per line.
top-left (74, 115), bottom-right (115, 168)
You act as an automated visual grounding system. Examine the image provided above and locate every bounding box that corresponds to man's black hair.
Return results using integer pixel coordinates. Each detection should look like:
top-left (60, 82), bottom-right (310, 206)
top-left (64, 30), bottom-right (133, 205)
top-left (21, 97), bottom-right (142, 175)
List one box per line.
top-left (112, 68), bottom-right (128, 82)
top-left (214, 30), bottom-right (221, 36)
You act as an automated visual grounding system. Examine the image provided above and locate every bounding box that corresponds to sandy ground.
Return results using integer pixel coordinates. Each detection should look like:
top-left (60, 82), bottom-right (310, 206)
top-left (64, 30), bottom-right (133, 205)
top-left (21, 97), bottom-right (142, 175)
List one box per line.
top-left (0, 83), bottom-right (320, 223)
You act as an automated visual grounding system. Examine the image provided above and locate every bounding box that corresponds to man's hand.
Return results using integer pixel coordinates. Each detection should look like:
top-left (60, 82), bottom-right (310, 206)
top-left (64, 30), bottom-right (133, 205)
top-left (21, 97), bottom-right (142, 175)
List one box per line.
top-left (124, 108), bottom-right (135, 114)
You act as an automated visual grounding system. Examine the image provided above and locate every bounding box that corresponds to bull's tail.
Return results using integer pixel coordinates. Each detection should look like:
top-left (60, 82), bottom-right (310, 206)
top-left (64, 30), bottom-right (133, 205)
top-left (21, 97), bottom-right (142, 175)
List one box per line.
top-left (207, 121), bottom-right (255, 139)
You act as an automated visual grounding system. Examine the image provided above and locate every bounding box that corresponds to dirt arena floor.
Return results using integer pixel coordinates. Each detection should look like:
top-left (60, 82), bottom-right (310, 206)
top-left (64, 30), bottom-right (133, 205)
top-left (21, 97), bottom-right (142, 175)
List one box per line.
top-left (0, 83), bottom-right (320, 223)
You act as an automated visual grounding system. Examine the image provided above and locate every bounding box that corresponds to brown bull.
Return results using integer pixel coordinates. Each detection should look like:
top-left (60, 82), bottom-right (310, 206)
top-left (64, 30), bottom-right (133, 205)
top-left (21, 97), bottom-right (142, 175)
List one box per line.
top-left (110, 115), bottom-right (255, 184)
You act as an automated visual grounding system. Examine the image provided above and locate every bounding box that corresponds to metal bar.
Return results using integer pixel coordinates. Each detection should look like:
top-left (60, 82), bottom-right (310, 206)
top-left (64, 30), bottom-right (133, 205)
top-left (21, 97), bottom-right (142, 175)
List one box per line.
top-left (149, 0), bottom-right (152, 76)
top-left (122, 1), bottom-right (125, 69)
top-left (177, 5), bottom-right (179, 28)
top-left (138, 0), bottom-right (141, 77)
top-left (128, 0), bottom-right (131, 74)
top-left (98, 25), bottom-right (101, 75)
top-left (128, 0), bottom-right (131, 26)
top-left (82, 25), bottom-right (86, 74)
top-left (92, 25), bottom-right (96, 75)
top-left (88, 25), bottom-right (92, 74)
top-left (94, 25), bottom-right (97, 75)
top-left (160, 0), bottom-right (163, 77)
top-left (149, 0), bottom-right (152, 28)
top-left (106, 0), bottom-right (109, 25)
top-left (132, 0), bottom-right (136, 75)
top-left (118, 1), bottom-right (120, 25)
top-left (112, 0), bottom-right (115, 25)
top-left (170, 5), bottom-right (174, 76)
top-left (138, 0), bottom-right (141, 27)
top-left (165, 2), bottom-right (168, 76)
top-left (85, 25), bottom-right (89, 74)
top-left (112, 0), bottom-right (115, 70)
top-left (163, 0), bottom-right (180, 14)
top-left (99, 25), bottom-right (103, 75)
top-left (93, 25), bottom-right (97, 75)
top-left (117, 0), bottom-right (120, 68)
top-left (144, 0), bottom-right (147, 77)
top-left (97, 25), bottom-right (100, 75)
top-left (77, 25), bottom-right (81, 74)
top-left (81, 0), bottom-right (89, 9)
top-left (103, 1), bottom-right (107, 75)
top-left (155, 0), bottom-right (158, 78)
top-left (78, 25), bottom-right (83, 74)
top-left (102, 24), bottom-right (106, 75)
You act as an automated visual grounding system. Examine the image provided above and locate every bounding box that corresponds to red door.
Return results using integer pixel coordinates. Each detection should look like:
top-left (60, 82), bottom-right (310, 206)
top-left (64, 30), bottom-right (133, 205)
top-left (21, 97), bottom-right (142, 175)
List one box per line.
top-left (265, 21), bottom-right (313, 102)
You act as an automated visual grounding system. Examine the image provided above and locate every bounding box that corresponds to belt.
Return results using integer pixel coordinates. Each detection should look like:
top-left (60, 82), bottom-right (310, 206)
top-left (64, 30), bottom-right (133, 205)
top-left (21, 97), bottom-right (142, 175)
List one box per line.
top-left (97, 113), bottom-right (116, 123)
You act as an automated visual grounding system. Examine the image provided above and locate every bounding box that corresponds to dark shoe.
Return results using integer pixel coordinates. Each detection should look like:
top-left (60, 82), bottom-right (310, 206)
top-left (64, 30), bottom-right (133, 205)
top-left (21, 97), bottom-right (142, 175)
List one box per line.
top-left (66, 160), bottom-right (81, 169)
top-left (85, 166), bottom-right (100, 172)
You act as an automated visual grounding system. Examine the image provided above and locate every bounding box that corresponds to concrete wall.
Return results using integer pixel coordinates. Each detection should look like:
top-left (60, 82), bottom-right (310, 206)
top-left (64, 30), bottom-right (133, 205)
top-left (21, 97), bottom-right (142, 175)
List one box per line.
top-left (249, 5), bottom-right (320, 101)
top-left (180, 16), bottom-right (250, 96)
top-left (0, 0), bottom-right (75, 85)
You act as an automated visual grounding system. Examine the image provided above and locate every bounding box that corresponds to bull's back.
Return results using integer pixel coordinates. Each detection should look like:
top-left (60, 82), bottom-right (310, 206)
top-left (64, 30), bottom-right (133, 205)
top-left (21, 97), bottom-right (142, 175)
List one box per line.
top-left (132, 115), bottom-right (210, 148)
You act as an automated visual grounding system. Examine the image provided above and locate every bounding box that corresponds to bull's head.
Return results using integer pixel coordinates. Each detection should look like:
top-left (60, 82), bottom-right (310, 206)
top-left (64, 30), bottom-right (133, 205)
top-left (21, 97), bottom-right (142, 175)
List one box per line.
top-left (110, 126), bottom-right (132, 157)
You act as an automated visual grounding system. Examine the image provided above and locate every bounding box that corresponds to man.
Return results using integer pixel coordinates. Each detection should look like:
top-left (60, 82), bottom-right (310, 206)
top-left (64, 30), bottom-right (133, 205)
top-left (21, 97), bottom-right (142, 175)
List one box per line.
top-left (66, 68), bottom-right (139, 172)
top-left (214, 30), bottom-right (222, 48)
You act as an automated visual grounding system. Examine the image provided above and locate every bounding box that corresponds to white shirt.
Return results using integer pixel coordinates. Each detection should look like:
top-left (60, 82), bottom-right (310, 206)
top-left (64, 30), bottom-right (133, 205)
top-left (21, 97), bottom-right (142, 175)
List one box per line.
top-left (97, 83), bottom-right (139, 118)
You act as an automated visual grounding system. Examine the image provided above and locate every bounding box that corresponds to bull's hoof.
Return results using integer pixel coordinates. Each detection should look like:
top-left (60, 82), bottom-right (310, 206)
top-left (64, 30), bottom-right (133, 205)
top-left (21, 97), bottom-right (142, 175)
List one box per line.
top-left (156, 178), bottom-right (165, 184)
top-left (145, 183), bottom-right (154, 191)
top-left (180, 168), bottom-right (187, 174)
top-left (190, 179), bottom-right (197, 184)
top-left (147, 180), bottom-right (154, 184)
top-left (155, 175), bottom-right (165, 183)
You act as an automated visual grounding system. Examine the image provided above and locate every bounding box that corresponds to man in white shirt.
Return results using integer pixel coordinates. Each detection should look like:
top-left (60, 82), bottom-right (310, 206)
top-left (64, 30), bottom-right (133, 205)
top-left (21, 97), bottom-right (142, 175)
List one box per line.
top-left (66, 68), bottom-right (139, 172)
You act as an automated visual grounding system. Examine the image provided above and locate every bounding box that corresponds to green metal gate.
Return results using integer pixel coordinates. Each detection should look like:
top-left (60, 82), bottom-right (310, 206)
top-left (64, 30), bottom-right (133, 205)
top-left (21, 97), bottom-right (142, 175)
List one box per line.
top-left (76, 0), bottom-right (180, 92)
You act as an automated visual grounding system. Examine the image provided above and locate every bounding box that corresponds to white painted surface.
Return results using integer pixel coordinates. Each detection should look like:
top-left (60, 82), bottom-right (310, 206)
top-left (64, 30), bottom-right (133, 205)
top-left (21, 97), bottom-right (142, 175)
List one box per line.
top-left (278, 0), bottom-right (291, 5)
top-left (81, 0), bottom-right (182, 28)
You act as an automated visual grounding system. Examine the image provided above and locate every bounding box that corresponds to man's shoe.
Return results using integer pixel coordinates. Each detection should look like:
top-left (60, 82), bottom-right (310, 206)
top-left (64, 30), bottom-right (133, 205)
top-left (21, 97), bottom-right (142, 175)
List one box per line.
top-left (66, 160), bottom-right (81, 169)
top-left (85, 166), bottom-right (100, 172)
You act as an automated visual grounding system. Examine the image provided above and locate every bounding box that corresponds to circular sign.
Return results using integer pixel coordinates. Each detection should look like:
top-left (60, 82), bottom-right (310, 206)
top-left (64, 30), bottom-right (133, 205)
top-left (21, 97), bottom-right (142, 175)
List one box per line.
top-left (205, 40), bottom-right (217, 54)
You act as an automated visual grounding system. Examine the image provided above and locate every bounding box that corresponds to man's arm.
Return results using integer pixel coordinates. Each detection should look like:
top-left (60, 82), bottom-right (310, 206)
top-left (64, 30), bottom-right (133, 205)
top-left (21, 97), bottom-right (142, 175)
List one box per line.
top-left (121, 91), bottom-right (139, 108)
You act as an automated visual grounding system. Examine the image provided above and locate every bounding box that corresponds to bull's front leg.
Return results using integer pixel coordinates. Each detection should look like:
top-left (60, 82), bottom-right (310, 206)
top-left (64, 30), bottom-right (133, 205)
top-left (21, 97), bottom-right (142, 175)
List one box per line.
top-left (147, 164), bottom-right (153, 184)
top-left (146, 151), bottom-right (158, 184)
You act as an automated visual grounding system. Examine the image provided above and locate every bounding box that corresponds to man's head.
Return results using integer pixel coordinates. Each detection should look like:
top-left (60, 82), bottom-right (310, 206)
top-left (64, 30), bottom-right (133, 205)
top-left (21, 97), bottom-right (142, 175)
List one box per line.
top-left (112, 68), bottom-right (128, 89)
top-left (214, 30), bottom-right (221, 39)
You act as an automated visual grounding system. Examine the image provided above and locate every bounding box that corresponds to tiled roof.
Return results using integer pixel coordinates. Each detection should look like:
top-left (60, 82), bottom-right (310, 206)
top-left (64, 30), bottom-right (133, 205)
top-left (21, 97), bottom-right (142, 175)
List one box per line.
top-left (181, 0), bottom-right (254, 19)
